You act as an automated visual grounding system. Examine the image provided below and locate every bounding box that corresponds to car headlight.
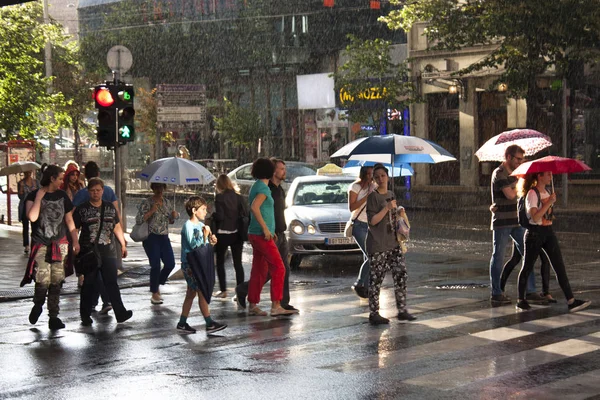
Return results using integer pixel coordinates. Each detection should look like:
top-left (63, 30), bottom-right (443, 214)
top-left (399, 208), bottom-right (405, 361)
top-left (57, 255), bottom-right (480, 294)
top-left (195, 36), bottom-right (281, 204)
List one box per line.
top-left (307, 224), bottom-right (316, 235)
top-left (290, 220), bottom-right (305, 235)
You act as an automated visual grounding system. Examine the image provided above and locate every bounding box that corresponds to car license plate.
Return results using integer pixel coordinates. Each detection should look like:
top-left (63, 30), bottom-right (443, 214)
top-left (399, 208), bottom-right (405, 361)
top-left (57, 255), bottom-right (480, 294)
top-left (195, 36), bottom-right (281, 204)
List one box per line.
top-left (326, 237), bottom-right (354, 245)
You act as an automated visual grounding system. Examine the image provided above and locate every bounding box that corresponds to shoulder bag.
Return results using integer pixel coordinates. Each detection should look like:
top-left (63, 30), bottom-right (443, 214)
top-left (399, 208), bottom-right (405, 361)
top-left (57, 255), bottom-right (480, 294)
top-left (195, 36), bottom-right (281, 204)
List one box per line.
top-left (344, 202), bottom-right (367, 238)
top-left (75, 202), bottom-right (105, 275)
top-left (130, 220), bottom-right (149, 242)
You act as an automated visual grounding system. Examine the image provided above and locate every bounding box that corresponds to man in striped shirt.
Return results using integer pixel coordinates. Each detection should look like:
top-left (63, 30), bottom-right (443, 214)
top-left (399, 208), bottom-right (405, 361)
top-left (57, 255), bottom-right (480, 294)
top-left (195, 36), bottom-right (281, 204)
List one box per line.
top-left (489, 145), bottom-right (542, 307)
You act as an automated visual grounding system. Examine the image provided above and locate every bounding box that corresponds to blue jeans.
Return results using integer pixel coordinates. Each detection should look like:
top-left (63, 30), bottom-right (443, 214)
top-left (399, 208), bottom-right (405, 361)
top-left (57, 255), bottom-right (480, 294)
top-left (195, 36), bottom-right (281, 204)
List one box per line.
top-left (352, 220), bottom-right (370, 287)
top-left (490, 226), bottom-right (535, 296)
top-left (142, 233), bottom-right (175, 293)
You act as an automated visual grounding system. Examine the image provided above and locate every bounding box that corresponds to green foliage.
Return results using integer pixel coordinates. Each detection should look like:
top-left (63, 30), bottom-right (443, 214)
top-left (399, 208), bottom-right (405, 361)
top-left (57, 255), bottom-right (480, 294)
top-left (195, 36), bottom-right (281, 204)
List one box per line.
top-left (332, 34), bottom-right (416, 131)
top-left (0, 2), bottom-right (72, 139)
top-left (214, 98), bottom-right (264, 148)
top-left (381, 0), bottom-right (600, 101)
top-left (136, 87), bottom-right (157, 145)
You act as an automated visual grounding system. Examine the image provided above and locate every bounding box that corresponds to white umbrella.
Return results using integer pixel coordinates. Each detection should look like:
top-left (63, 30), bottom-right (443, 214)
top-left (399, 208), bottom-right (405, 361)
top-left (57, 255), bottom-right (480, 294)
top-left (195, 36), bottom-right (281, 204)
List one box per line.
top-left (0, 161), bottom-right (41, 176)
top-left (475, 129), bottom-right (552, 162)
top-left (139, 157), bottom-right (215, 186)
top-left (139, 157), bottom-right (216, 205)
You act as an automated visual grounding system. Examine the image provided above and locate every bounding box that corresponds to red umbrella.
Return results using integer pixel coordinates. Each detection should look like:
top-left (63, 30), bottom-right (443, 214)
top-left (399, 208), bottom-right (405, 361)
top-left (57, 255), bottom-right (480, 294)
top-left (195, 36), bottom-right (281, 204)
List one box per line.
top-left (511, 156), bottom-right (591, 178)
top-left (511, 156), bottom-right (591, 193)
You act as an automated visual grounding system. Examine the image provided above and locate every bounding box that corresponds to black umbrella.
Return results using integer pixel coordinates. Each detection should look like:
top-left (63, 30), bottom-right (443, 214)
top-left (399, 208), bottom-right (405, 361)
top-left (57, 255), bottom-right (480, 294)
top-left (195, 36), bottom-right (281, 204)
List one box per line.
top-left (186, 244), bottom-right (216, 304)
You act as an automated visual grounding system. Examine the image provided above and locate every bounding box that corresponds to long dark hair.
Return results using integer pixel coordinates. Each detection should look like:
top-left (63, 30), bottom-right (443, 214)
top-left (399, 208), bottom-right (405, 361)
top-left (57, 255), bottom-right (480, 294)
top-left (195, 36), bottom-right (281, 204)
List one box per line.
top-left (353, 166), bottom-right (373, 186)
top-left (40, 165), bottom-right (63, 187)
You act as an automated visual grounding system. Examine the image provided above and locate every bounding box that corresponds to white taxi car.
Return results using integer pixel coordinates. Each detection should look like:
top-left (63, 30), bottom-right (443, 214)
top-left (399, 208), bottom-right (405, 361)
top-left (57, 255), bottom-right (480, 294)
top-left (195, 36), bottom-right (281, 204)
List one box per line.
top-left (284, 174), bottom-right (361, 269)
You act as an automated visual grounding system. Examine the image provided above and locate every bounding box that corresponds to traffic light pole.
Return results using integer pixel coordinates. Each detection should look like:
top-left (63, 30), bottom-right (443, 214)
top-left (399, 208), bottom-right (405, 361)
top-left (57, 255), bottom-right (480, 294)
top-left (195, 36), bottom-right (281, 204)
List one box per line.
top-left (114, 106), bottom-right (123, 230)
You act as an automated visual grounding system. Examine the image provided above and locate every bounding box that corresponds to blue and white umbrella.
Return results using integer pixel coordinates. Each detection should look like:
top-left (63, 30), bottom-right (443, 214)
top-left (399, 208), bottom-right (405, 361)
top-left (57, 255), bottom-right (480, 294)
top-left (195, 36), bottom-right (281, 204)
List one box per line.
top-left (331, 134), bottom-right (455, 190)
top-left (342, 159), bottom-right (413, 177)
top-left (331, 134), bottom-right (456, 164)
top-left (139, 157), bottom-right (215, 186)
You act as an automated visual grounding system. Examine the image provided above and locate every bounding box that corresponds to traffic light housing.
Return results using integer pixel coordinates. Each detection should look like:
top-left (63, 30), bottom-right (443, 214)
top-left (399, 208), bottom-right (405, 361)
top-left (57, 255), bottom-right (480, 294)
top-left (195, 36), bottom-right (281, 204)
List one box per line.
top-left (93, 85), bottom-right (116, 147)
top-left (115, 85), bottom-right (135, 143)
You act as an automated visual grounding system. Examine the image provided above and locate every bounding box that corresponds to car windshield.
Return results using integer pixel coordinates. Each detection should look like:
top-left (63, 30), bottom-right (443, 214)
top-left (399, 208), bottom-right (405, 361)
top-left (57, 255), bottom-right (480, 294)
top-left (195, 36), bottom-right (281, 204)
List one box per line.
top-left (293, 180), bottom-right (351, 205)
top-left (285, 165), bottom-right (316, 182)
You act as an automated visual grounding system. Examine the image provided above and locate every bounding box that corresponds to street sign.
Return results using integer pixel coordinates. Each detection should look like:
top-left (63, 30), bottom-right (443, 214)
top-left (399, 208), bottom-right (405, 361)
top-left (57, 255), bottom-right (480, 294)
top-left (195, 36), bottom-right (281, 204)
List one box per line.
top-left (156, 84), bottom-right (206, 130)
top-left (157, 107), bottom-right (203, 114)
top-left (157, 113), bottom-right (204, 122)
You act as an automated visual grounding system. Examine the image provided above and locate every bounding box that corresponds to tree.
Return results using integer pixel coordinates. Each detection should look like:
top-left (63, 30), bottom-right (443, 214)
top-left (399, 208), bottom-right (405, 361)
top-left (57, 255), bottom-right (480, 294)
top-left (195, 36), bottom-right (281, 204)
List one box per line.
top-left (332, 34), bottom-right (417, 134)
top-left (53, 43), bottom-right (102, 164)
top-left (214, 97), bottom-right (264, 159)
top-left (381, 0), bottom-right (600, 127)
top-left (0, 2), bottom-right (69, 139)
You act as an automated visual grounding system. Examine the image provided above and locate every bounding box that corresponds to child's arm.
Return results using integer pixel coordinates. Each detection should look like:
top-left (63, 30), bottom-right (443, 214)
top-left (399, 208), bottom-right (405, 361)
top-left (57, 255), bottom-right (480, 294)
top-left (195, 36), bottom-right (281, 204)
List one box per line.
top-left (182, 222), bottom-right (206, 250)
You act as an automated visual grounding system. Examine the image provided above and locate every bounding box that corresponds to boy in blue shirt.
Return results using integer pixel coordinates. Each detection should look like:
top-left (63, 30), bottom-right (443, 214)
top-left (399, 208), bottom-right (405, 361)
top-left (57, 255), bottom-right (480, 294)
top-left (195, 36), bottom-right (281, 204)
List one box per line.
top-left (177, 196), bottom-right (226, 334)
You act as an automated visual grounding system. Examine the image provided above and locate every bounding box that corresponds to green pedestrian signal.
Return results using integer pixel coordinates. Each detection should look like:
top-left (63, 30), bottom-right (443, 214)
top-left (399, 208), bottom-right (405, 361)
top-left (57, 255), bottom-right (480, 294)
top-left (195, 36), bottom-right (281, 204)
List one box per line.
top-left (119, 125), bottom-right (132, 139)
top-left (115, 84), bottom-right (135, 144)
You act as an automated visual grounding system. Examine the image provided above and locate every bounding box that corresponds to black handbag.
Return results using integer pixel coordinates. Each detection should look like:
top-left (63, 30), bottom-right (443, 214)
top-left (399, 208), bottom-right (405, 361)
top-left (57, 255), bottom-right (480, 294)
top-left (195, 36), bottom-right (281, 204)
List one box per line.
top-left (75, 202), bottom-right (105, 275)
top-left (237, 193), bottom-right (250, 242)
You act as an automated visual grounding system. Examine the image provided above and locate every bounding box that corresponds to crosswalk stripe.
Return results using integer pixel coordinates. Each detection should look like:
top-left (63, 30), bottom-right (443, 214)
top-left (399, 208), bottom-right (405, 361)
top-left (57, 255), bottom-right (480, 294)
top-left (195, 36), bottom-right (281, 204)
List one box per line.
top-left (509, 368), bottom-right (600, 400)
top-left (403, 337), bottom-right (600, 390)
top-left (324, 310), bottom-right (600, 373)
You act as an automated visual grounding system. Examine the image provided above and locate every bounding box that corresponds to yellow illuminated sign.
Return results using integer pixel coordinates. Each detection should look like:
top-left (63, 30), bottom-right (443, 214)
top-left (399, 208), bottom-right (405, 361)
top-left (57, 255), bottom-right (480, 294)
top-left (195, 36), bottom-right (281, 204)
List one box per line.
top-left (339, 87), bottom-right (388, 104)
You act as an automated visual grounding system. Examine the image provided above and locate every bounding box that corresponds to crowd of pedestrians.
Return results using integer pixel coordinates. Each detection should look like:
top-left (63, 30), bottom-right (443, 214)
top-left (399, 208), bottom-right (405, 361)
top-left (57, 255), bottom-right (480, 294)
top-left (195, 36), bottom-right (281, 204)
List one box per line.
top-left (16, 151), bottom-right (590, 332)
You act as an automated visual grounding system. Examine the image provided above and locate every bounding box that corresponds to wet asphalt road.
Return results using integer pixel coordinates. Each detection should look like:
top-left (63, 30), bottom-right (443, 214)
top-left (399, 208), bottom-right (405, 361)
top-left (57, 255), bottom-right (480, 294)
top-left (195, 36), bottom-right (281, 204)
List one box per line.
top-left (1, 198), bottom-right (600, 399)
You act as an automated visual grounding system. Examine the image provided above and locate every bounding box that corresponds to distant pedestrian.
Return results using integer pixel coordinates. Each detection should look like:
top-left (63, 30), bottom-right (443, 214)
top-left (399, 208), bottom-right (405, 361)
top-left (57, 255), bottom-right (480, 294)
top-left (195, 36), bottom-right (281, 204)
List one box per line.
top-left (176, 196), bottom-right (226, 334)
top-left (22, 165), bottom-right (80, 330)
top-left (61, 162), bottom-right (84, 200)
top-left (135, 183), bottom-right (179, 305)
top-left (515, 172), bottom-right (591, 312)
top-left (348, 166), bottom-right (377, 298)
top-left (245, 158), bottom-right (296, 317)
top-left (488, 145), bottom-right (546, 307)
top-left (73, 178), bottom-right (133, 326)
top-left (234, 159), bottom-right (299, 313)
top-left (212, 174), bottom-right (245, 298)
top-left (17, 170), bottom-right (40, 255)
top-left (366, 164), bottom-right (415, 325)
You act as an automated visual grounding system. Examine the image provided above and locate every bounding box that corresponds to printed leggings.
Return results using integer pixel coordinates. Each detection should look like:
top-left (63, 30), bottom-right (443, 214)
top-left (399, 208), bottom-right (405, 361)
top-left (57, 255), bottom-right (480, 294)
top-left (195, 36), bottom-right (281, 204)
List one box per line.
top-left (368, 246), bottom-right (407, 317)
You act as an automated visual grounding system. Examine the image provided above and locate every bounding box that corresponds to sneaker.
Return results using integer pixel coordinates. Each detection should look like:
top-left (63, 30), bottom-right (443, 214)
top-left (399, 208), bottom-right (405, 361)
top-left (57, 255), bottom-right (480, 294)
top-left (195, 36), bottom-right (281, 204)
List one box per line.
top-left (248, 305), bottom-right (268, 316)
top-left (544, 294), bottom-right (558, 304)
top-left (116, 310), bottom-right (133, 323)
top-left (352, 284), bottom-right (369, 299)
top-left (81, 316), bottom-right (93, 326)
top-left (213, 291), bottom-right (227, 299)
top-left (516, 300), bottom-right (532, 311)
top-left (176, 323), bottom-right (197, 333)
top-left (490, 294), bottom-right (512, 307)
top-left (234, 287), bottom-right (247, 309)
top-left (206, 321), bottom-right (227, 334)
top-left (568, 299), bottom-right (591, 313)
top-left (282, 304), bottom-right (300, 313)
top-left (271, 306), bottom-right (297, 316)
top-left (99, 303), bottom-right (113, 315)
top-left (49, 317), bottom-right (65, 330)
top-left (151, 295), bottom-right (163, 305)
top-left (369, 313), bottom-right (390, 325)
top-left (29, 304), bottom-right (43, 325)
top-left (397, 311), bottom-right (417, 321)
top-left (526, 292), bottom-right (549, 305)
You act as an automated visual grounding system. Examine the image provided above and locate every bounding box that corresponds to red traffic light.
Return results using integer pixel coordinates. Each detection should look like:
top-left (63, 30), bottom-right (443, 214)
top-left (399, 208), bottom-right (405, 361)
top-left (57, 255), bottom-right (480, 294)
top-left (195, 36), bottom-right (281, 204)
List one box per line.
top-left (95, 87), bottom-right (115, 107)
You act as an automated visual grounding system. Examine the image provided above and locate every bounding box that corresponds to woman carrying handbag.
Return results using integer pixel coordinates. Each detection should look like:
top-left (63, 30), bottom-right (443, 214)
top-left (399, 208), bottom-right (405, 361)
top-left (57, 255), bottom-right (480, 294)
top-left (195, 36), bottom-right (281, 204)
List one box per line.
top-left (73, 178), bottom-right (133, 326)
top-left (348, 166), bottom-right (377, 298)
top-left (366, 164), bottom-right (416, 325)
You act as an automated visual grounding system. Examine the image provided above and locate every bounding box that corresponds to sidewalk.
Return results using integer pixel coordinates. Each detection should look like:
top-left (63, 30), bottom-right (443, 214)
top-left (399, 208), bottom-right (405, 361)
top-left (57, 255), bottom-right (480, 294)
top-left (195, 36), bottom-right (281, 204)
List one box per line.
top-left (0, 223), bottom-right (183, 302)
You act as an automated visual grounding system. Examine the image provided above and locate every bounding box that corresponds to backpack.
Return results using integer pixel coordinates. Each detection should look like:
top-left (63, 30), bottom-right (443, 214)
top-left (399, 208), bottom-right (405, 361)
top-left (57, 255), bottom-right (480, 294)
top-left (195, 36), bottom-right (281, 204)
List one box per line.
top-left (517, 187), bottom-right (541, 229)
